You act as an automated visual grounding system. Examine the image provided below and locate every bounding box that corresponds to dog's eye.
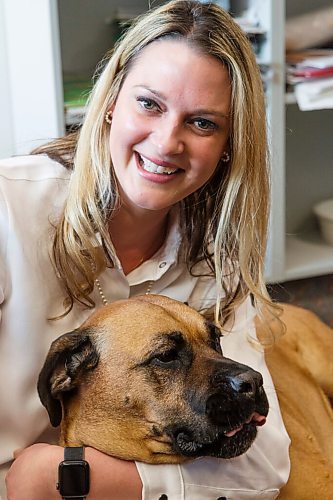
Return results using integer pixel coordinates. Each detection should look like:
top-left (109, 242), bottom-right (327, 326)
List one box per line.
top-left (151, 348), bottom-right (179, 366)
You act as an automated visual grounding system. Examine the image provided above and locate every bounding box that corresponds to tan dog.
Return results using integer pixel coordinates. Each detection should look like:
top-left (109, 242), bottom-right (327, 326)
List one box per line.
top-left (38, 294), bottom-right (268, 464)
top-left (259, 303), bottom-right (333, 499)
top-left (38, 296), bottom-right (333, 498)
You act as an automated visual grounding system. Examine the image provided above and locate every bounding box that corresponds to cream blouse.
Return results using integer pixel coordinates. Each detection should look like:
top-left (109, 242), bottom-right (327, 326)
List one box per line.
top-left (0, 155), bottom-right (290, 499)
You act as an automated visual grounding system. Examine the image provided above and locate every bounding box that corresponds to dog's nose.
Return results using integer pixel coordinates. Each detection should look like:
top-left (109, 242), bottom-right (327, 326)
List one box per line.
top-left (226, 370), bottom-right (263, 395)
top-left (206, 368), bottom-right (264, 425)
top-left (211, 368), bottom-right (263, 396)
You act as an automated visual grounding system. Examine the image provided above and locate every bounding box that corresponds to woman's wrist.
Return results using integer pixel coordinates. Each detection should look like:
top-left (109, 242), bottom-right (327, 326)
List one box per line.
top-left (43, 445), bottom-right (65, 497)
top-left (46, 446), bottom-right (142, 500)
top-left (85, 447), bottom-right (142, 500)
top-left (50, 445), bottom-right (143, 500)
top-left (6, 443), bottom-right (142, 500)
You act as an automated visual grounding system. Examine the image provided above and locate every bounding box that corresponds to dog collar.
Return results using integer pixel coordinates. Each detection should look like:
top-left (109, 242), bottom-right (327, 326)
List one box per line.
top-left (57, 446), bottom-right (90, 500)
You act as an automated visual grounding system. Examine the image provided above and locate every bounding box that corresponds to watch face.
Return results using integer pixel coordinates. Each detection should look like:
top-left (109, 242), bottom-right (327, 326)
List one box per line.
top-left (58, 461), bottom-right (90, 496)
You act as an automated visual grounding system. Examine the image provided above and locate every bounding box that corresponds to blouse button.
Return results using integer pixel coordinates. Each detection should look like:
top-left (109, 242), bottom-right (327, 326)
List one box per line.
top-left (217, 497), bottom-right (227, 500)
top-left (159, 261), bottom-right (167, 268)
top-left (159, 495), bottom-right (168, 500)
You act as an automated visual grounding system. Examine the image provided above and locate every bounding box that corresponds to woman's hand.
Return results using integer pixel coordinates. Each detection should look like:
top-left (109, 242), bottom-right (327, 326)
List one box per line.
top-left (6, 443), bottom-right (62, 500)
top-left (6, 443), bottom-right (142, 500)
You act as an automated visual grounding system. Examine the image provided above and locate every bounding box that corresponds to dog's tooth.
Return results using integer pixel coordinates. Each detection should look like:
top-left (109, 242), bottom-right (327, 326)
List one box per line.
top-left (252, 412), bottom-right (266, 426)
top-left (224, 424), bottom-right (243, 437)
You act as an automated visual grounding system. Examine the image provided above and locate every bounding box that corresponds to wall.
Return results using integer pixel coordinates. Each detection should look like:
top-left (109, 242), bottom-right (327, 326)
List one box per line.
top-left (286, 0), bottom-right (332, 18)
top-left (0, 0), bottom-right (14, 158)
top-left (286, 108), bottom-right (333, 234)
top-left (0, 0), bottom-right (64, 157)
top-left (57, 0), bottom-right (164, 77)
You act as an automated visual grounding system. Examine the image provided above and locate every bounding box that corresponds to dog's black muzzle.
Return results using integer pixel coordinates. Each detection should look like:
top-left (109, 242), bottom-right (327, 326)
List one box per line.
top-left (167, 358), bottom-right (269, 459)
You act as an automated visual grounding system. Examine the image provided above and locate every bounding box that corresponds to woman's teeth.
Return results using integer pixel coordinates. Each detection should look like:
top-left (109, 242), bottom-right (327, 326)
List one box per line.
top-left (139, 154), bottom-right (178, 175)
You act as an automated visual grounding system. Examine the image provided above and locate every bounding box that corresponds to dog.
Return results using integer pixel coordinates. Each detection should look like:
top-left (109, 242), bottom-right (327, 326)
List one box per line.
top-left (38, 295), bottom-right (333, 498)
top-left (38, 294), bottom-right (268, 464)
top-left (258, 303), bottom-right (333, 499)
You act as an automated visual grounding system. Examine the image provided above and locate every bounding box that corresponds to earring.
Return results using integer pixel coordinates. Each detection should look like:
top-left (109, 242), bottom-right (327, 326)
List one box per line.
top-left (221, 151), bottom-right (230, 163)
top-left (105, 110), bottom-right (112, 124)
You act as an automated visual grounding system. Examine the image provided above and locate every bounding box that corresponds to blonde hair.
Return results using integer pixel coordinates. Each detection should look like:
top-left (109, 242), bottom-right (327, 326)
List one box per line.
top-left (34, 0), bottom-right (279, 336)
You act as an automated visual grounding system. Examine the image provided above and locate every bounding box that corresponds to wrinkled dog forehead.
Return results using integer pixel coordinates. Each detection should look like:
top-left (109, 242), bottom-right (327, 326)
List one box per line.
top-left (83, 295), bottom-right (220, 362)
top-left (83, 295), bottom-right (213, 349)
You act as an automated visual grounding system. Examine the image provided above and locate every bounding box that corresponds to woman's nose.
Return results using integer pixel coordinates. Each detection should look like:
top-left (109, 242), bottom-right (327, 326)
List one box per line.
top-left (151, 117), bottom-right (185, 156)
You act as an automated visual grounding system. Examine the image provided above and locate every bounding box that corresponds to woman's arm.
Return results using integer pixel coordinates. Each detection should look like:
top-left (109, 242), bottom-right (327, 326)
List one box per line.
top-left (5, 444), bottom-right (142, 500)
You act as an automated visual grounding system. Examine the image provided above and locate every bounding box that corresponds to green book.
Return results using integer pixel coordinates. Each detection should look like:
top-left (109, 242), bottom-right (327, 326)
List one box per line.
top-left (63, 77), bottom-right (93, 108)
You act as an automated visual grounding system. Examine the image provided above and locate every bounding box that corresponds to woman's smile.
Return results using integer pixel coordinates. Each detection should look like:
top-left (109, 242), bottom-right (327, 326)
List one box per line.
top-left (136, 152), bottom-right (182, 183)
top-left (108, 38), bottom-right (231, 213)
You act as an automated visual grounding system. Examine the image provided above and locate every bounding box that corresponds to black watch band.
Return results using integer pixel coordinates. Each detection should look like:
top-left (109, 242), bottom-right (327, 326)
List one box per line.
top-left (57, 446), bottom-right (90, 499)
top-left (64, 446), bottom-right (85, 461)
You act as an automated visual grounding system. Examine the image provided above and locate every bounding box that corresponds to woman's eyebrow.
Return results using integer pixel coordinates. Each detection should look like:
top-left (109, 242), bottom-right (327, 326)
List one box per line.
top-left (134, 85), bottom-right (229, 118)
top-left (134, 85), bottom-right (165, 100)
top-left (193, 108), bottom-right (229, 119)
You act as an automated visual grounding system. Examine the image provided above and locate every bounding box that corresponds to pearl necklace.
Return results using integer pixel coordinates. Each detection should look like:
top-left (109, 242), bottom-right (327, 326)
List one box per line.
top-left (95, 277), bottom-right (154, 306)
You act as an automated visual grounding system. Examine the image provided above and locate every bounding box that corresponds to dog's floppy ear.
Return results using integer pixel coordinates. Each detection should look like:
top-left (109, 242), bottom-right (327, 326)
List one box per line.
top-left (37, 329), bottom-right (99, 427)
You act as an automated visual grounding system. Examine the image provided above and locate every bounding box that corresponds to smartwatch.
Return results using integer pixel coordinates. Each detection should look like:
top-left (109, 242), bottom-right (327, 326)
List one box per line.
top-left (57, 446), bottom-right (90, 499)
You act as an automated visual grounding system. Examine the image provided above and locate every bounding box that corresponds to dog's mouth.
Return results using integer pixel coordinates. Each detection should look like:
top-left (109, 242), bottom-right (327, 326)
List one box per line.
top-left (167, 411), bottom-right (267, 459)
top-left (222, 411), bottom-right (266, 437)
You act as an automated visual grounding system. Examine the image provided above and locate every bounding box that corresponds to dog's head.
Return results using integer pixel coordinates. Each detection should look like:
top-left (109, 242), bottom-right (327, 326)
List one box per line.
top-left (38, 295), bottom-right (268, 463)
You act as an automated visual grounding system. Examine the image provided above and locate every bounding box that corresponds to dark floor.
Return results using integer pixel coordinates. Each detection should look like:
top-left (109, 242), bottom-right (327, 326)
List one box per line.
top-left (268, 274), bottom-right (333, 328)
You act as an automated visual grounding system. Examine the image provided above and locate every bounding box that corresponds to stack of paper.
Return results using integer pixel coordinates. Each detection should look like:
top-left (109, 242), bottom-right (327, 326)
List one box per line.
top-left (286, 52), bottom-right (333, 110)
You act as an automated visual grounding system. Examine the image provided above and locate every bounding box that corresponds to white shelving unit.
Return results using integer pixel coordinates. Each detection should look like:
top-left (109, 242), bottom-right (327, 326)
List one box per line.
top-left (283, 0), bottom-right (333, 283)
top-left (286, 235), bottom-right (333, 281)
top-left (1, 0), bottom-right (332, 284)
top-left (284, 102), bottom-right (333, 282)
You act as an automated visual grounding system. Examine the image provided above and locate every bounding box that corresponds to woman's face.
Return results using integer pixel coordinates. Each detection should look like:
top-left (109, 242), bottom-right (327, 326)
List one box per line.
top-left (109, 39), bottom-right (231, 214)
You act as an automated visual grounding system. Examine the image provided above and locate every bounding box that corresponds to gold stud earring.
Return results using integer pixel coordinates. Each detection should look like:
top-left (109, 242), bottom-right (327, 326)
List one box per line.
top-left (105, 110), bottom-right (113, 124)
top-left (221, 151), bottom-right (230, 163)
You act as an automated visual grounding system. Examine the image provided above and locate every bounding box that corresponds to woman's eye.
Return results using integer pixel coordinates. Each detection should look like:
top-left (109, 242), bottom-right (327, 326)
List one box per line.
top-left (192, 118), bottom-right (217, 131)
top-left (137, 96), bottom-right (159, 111)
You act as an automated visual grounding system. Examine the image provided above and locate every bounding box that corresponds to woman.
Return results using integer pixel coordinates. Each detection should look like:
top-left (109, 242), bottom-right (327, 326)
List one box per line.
top-left (2, 1), bottom-right (290, 498)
